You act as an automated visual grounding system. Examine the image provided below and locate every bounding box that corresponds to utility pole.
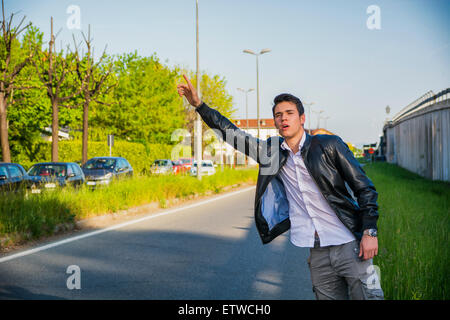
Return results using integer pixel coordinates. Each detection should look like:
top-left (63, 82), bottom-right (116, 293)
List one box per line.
top-left (304, 101), bottom-right (315, 134)
top-left (313, 109), bottom-right (324, 129)
top-left (237, 88), bottom-right (254, 165)
top-left (194, 0), bottom-right (202, 180)
top-left (321, 116), bottom-right (330, 130)
top-left (243, 49), bottom-right (270, 139)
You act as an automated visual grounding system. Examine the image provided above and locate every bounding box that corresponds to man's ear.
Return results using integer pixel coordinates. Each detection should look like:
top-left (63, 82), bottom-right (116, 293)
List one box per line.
top-left (300, 113), bottom-right (306, 126)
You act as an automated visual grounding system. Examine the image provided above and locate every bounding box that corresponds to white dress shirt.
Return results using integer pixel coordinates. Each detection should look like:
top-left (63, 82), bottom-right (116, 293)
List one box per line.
top-left (278, 132), bottom-right (355, 248)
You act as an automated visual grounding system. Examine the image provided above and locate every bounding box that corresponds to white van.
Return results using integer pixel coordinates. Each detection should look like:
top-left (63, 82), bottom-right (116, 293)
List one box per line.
top-left (190, 160), bottom-right (216, 176)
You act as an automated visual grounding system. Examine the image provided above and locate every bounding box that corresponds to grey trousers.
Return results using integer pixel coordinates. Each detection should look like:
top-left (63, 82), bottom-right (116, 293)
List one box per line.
top-left (307, 237), bottom-right (384, 300)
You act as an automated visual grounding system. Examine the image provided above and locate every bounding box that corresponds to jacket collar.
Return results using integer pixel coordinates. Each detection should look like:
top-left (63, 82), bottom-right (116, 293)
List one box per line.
top-left (279, 131), bottom-right (311, 154)
top-left (302, 132), bottom-right (312, 152)
top-left (280, 131), bottom-right (306, 153)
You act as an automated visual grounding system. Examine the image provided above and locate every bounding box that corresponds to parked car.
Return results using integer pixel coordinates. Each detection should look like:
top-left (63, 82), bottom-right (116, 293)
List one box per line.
top-left (150, 159), bottom-right (173, 175)
top-left (179, 158), bottom-right (194, 170)
top-left (82, 157), bottom-right (133, 187)
top-left (0, 162), bottom-right (29, 193)
top-left (27, 162), bottom-right (85, 193)
top-left (190, 160), bottom-right (216, 176)
top-left (172, 160), bottom-right (189, 175)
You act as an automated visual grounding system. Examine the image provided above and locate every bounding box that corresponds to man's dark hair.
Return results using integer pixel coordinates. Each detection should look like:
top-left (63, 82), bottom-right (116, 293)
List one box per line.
top-left (272, 93), bottom-right (304, 116)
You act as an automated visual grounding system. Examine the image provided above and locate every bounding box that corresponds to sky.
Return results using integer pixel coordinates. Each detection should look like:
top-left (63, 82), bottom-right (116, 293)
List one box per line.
top-left (7, 0), bottom-right (450, 147)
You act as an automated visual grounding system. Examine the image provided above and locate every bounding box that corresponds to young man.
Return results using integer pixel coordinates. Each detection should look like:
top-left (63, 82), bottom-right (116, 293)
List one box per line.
top-left (177, 75), bottom-right (384, 300)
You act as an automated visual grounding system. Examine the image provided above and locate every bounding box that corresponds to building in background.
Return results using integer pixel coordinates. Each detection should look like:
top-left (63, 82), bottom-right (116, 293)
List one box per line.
top-left (206, 119), bottom-right (357, 166)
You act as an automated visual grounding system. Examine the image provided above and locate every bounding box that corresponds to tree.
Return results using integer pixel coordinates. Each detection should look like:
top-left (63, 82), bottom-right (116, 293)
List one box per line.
top-left (7, 26), bottom-right (84, 164)
top-left (91, 52), bottom-right (186, 145)
top-left (73, 26), bottom-right (115, 164)
top-left (6, 27), bottom-right (48, 163)
top-left (0, 0), bottom-right (35, 162)
top-left (33, 17), bottom-right (81, 161)
top-left (180, 71), bottom-right (235, 152)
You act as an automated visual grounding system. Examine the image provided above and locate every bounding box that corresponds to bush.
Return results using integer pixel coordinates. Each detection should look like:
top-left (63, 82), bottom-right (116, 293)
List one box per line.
top-left (11, 140), bottom-right (176, 174)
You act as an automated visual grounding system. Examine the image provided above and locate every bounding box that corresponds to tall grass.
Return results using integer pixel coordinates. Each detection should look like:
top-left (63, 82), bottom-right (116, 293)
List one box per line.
top-left (0, 189), bottom-right (77, 240)
top-left (0, 167), bottom-right (258, 246)
top-left (364, 162), bottom-right (449, 300)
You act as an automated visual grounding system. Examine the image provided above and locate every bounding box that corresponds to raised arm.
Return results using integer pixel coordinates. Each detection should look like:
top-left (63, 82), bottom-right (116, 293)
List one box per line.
top-left (177, 75), bottom-right (265, 163)
top-left (177, 74), bottom-right (203, 107)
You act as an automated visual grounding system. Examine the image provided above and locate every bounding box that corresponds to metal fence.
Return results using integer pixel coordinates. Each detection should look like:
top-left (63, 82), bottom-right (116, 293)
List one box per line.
top-left (383, 88), bottom-right (450, 181)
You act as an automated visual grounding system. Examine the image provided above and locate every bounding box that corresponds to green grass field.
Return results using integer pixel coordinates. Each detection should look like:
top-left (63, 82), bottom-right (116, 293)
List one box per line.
top-left (364, 162), bottom-right (449, 300)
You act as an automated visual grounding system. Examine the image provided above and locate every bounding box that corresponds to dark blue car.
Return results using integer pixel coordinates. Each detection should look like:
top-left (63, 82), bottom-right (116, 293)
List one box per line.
top-left (27, 162), bottom-right (85, 193)
top-left (0, 163), bottom-right (28, 193)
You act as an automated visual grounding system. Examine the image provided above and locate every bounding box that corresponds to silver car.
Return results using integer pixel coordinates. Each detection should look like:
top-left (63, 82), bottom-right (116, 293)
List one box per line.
top-left (190, 160), bottom-right (216, 176)
top-left (150, 159), bottom-right (173, 175)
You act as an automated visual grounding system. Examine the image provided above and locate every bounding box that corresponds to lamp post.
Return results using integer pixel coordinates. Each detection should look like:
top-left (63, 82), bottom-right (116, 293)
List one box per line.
top-left (237, 88), bottom-right (254, 166)
top-left (312, 109), bottom-right (324, 129)
top-left (385, 105), bottom-right (390, 123)
top-left (243, 48), bottom-right (271, 139)
top-left (321, 115), bottom-right (330, 130)
top-left (237, 88), bottom-right (254, 132)
top-left (194, 0), bottom-right (202, 180)
top-left (303, 101), bottom-right (315, 134)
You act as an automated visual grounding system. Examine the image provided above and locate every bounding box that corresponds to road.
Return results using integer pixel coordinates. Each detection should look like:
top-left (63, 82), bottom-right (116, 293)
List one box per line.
top-left (0, 187), bottom-right (314, 300)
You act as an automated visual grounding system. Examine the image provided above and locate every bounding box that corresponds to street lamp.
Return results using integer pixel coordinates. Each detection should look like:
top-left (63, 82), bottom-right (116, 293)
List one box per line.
top-left (312, 109), bottom-right (324, 129)
top-left (237, 88), bottom-right (254, 166)
top-left (321, 115), bottom-right (330, 130)
top-left (243, 48), bottom-right (271, 139)
top-left (385, 105), bottom-right (391, 123)
top-left (237, 88), bottom-right (254, 132)
top-left (195, 0), bottom-right (202, 180)
top-left (303, 101), bottom-right (315, 134)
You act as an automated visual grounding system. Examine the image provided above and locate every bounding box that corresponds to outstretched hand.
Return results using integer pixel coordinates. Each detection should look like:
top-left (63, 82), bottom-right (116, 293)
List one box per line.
top-left (177, 74), bottom-right (202, 107)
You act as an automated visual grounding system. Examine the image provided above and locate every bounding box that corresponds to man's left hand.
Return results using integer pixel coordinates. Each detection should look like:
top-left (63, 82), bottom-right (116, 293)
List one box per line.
top-left (359, 235), bottom-right (378, 260)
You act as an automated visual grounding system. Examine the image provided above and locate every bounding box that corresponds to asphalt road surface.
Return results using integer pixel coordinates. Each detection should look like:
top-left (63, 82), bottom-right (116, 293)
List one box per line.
top-left (0, 186), bottom-right (314, 300)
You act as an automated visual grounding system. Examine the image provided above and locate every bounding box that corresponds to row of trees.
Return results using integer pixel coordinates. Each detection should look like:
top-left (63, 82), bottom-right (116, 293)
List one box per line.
top-left (0, 2), bottom-right (235, 164)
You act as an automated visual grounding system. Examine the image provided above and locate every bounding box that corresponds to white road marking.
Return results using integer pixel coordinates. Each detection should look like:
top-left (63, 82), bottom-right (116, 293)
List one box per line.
top-left (0, 186), bottom-right (256, 264)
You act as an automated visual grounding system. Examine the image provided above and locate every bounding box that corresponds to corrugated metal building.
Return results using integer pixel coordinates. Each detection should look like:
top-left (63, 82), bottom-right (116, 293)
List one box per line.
top-left (383, 88), bottom-right (450, 181)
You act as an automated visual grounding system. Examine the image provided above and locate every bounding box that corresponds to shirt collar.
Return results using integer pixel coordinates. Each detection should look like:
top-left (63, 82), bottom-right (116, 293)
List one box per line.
top-left (281, 131), bottom-right (306, 154)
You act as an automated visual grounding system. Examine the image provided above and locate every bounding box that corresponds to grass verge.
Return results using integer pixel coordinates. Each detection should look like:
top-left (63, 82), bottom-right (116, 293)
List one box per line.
top-left (0, 167), bottom-right (258, 248)
top-left (364, 162), bottom-right (449, 300)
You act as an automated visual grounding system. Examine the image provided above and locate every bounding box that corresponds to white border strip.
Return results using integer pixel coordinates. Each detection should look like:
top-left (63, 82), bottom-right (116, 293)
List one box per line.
top-left (0, 186), bottom-right (256, 264)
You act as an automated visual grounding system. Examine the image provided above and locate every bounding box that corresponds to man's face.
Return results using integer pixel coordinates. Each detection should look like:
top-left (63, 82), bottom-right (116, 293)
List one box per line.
top-left (273, 101), bottom-right (305, 139)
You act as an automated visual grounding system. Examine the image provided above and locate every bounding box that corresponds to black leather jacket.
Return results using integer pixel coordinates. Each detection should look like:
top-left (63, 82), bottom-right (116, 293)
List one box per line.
top-left (196, 102), bottom-right (379, 244)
